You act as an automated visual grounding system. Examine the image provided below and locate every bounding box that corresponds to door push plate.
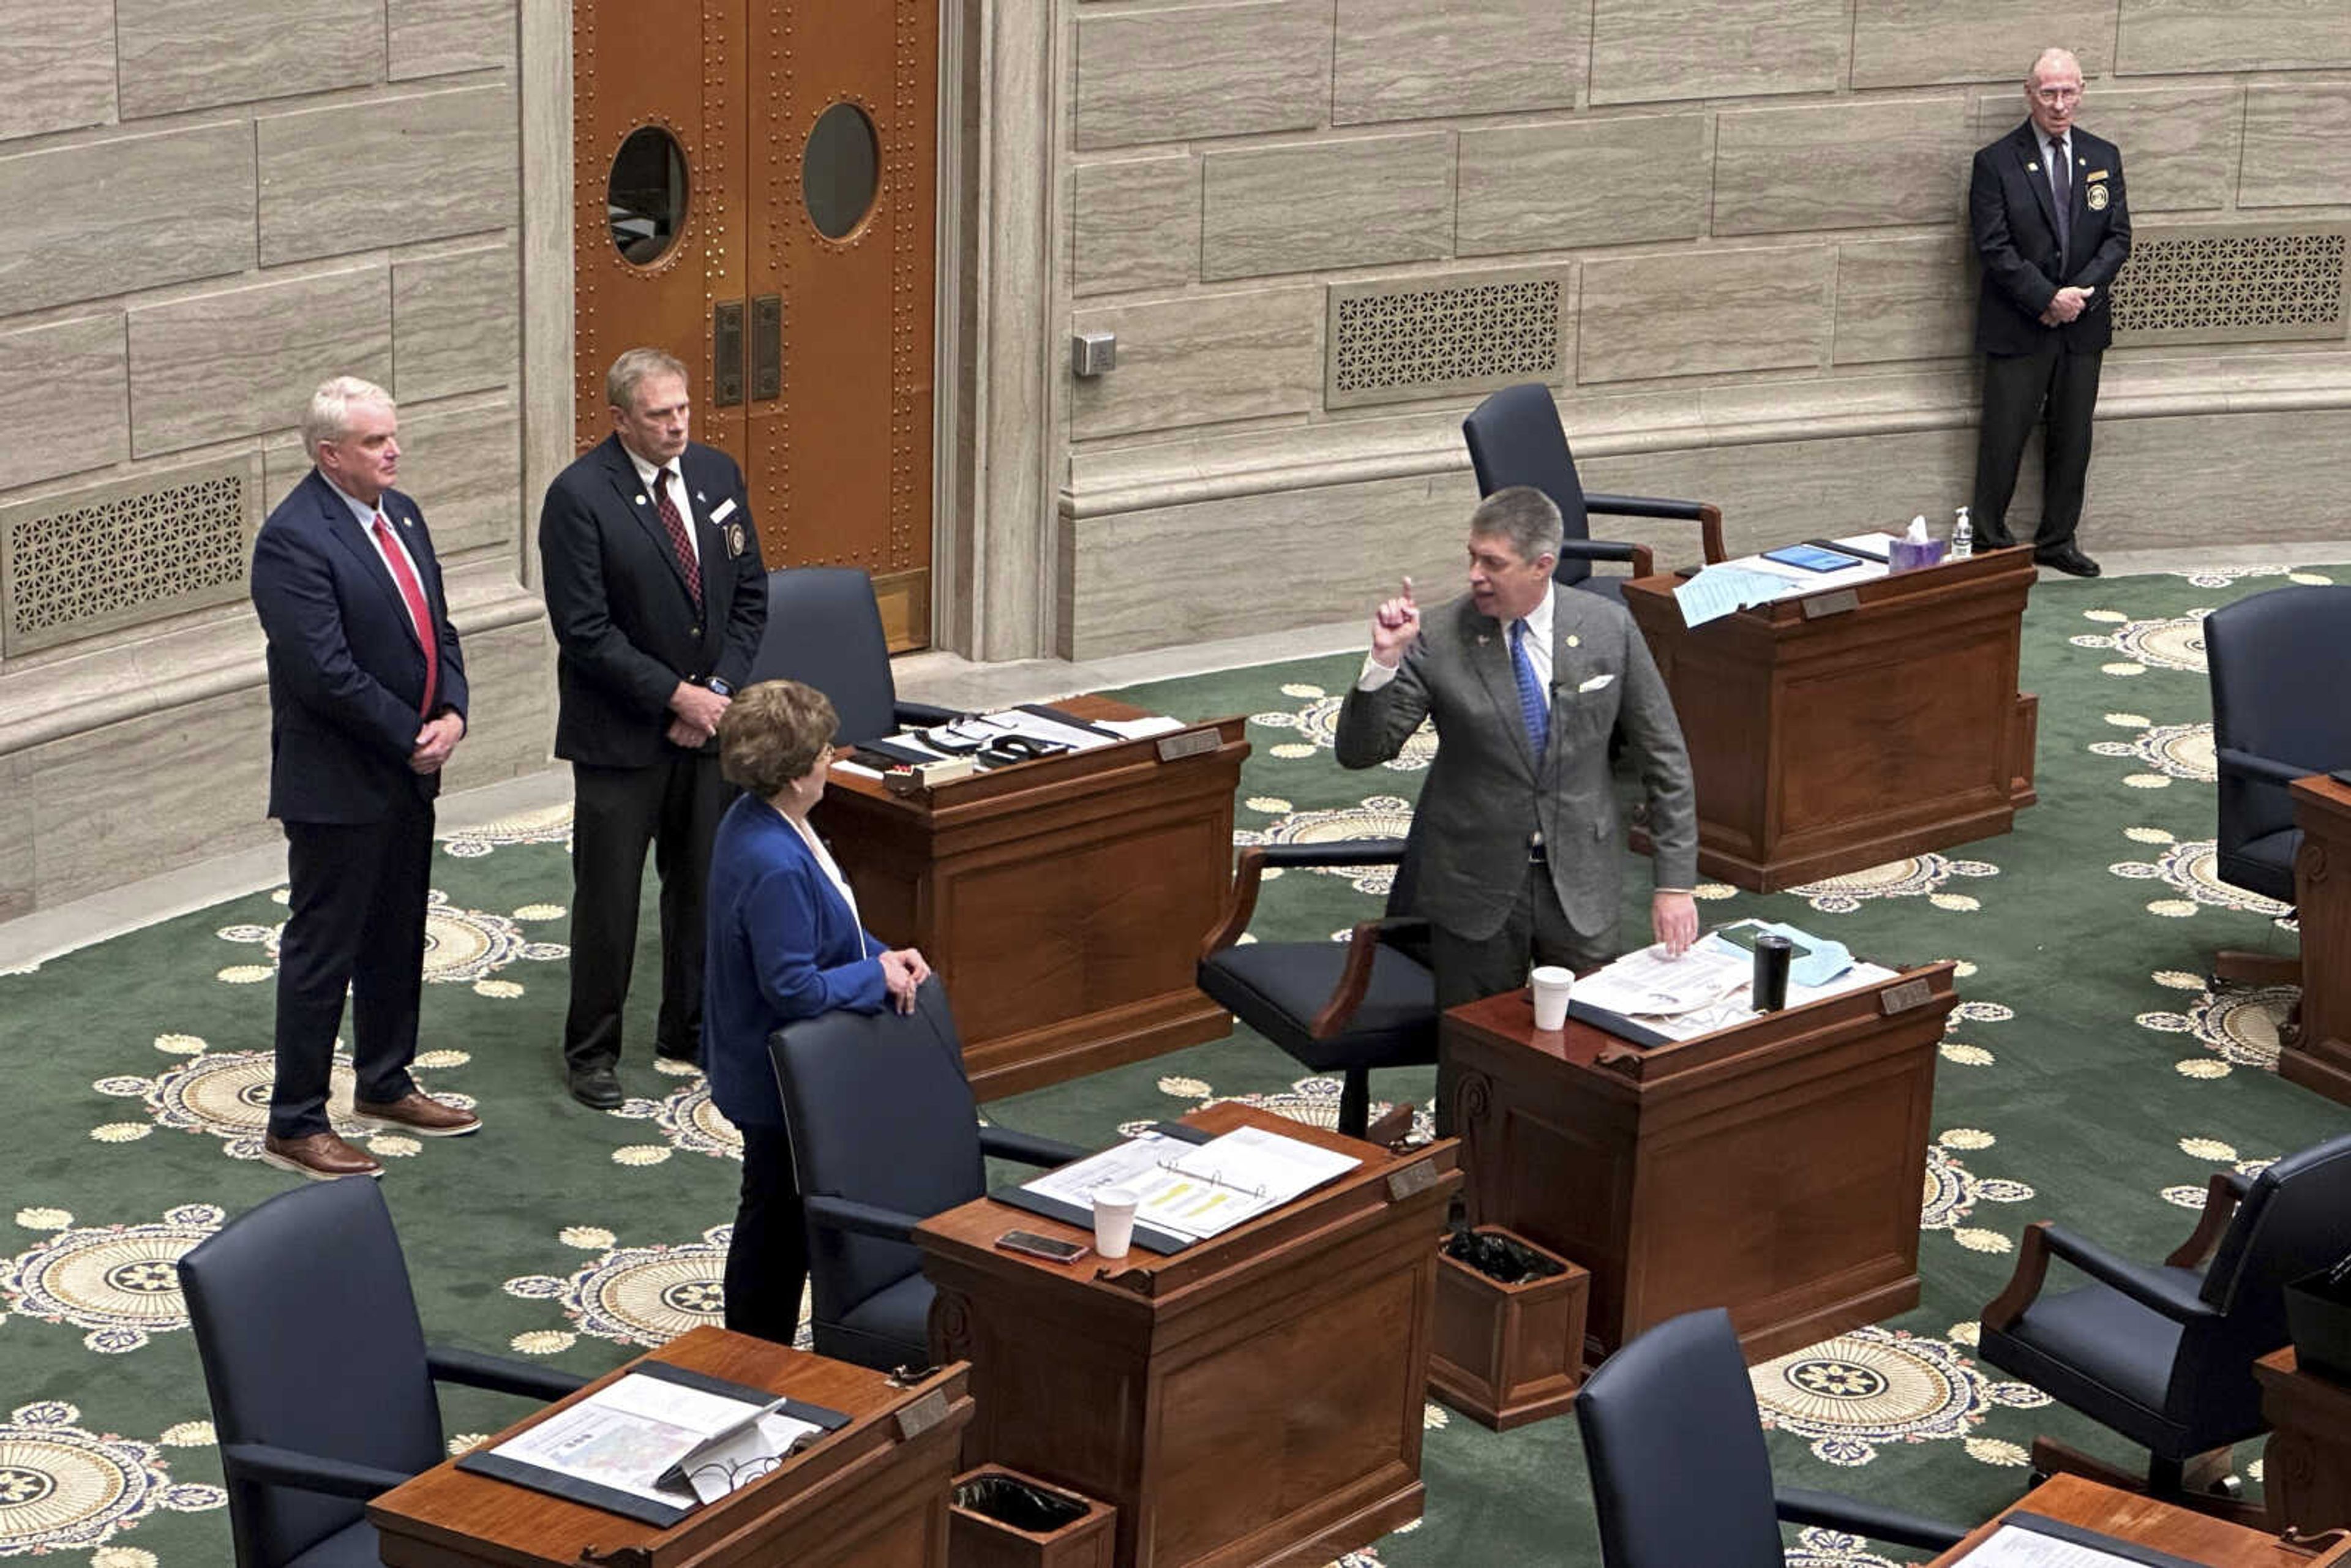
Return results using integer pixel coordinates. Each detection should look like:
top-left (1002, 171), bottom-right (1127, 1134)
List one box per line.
top-left (751, 294), bottom-right (782, 401)
top-left (712, 300), bottom-right (746, 407)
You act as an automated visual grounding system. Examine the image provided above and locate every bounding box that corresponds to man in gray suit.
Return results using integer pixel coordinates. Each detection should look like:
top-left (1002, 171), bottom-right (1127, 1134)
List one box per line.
top-left (1337, 487), bottom-right (1699, 1033)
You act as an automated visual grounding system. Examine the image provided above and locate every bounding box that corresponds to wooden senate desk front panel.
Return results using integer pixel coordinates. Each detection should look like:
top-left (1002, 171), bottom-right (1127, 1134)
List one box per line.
top-left (813, 699), bottom-right (1248, 1099)
top-left (370, 1329), bottom-right (973, 1568)
top-left (1447, 965), bottom-right (1955, 1364)
top-left (2288, 774), bottom-right (2351, 1106)
top-left (915, 1103), bottom-right (1463, 1568)
top-left (1621, 549), bottom-right (2039, 893)
top-left (1927, 1472), bottom-right (2351, 1566)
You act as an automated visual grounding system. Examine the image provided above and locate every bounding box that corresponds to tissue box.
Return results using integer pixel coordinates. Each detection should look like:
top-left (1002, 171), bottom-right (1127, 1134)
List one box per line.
top-left (1888, 537), bottom-right (1948, 573)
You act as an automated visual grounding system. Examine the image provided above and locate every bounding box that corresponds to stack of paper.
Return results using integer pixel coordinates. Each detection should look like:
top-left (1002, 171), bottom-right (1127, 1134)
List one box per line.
top-left (487, 1371), bottom-right (821, 1509)
top-left (1020, 1126), bottom-right (1360, 1242)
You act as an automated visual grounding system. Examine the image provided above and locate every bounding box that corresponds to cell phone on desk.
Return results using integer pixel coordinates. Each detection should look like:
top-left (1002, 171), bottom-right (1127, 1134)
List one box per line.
top-left (1762, 542), bottom-right (1861, 573)
top-left (995, 1229), bottom-right (1089, 1264)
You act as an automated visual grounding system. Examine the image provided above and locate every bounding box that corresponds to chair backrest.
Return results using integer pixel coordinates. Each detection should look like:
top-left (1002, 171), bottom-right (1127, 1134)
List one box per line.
top-left (1462, 383), bottom-right (1594, 587)
top-left (1573, 1308), bottom-right (1787, 1568)
top-left (745, 566), bottom-right (901, 745)
top-left (176, 1179), bottom-right (442, 1568)
top-left (769, 978), bottom-right (988, 1334)
top-left (2206, 585), bottom-right (2351, 853)
top-left (2178, 1132), bottom-right (2351, 1435)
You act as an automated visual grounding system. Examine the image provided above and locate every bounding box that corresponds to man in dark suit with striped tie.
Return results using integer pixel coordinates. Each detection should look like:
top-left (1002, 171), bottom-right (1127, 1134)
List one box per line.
top-left (538, 349), bottom-right (768, 1109)
top-left (1969, 46), bottom-right (2132, 579)
top-left (249, 376), bottom-right (481, 1181)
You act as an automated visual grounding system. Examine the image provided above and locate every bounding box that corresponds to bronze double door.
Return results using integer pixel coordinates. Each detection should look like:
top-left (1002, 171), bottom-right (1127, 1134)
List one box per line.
top-left (574, 0), bottom-right (936, 650)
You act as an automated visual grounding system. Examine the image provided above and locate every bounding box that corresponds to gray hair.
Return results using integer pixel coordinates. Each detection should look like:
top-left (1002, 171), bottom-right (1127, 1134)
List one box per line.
top-left (300, 376), bottom-right (395, 461)
top-left (1469, 486), bottom-right (1562, 567)
top-left (606, 347), bottom-right (690, 413)
top-left (2027, 47), bottom-right (2082, 88)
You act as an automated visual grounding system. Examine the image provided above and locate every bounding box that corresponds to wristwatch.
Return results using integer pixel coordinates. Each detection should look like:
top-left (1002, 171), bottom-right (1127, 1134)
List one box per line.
top-left (705, 677), bottom-right (734, 698)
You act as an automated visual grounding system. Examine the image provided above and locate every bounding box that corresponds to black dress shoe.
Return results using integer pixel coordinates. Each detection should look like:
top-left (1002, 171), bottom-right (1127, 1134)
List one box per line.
top-left (566, 1065), bottom-right (623, 1110)
top-left (2034, 545), bottom-right (2102, 578)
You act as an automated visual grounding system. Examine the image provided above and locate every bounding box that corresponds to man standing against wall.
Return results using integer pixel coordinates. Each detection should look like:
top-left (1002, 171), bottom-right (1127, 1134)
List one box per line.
top-left (539, 350), bottom-right (768, 1109)
top-left (250, 377), bottom-right (479, 1180)
top-left (1969, 46), bottom-right (2132, 579)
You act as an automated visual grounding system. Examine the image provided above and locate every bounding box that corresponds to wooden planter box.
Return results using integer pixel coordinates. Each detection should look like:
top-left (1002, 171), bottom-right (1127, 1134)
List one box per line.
top-left (1428, 1225), bottom-right (1589, 1430)
top-left (948, 1465), bottom-right (1117, 1568)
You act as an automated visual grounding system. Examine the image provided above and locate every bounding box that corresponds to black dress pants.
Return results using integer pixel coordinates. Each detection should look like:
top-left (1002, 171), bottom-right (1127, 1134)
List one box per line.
top-left (271, 787), bottom-right (433, 1139)
top-left (1973, 340), bottom-right (2104, 551)
top-left (563, 752), bottom-right (732, 1070)
top-left (726, 1123), bottom-right (808, 1347)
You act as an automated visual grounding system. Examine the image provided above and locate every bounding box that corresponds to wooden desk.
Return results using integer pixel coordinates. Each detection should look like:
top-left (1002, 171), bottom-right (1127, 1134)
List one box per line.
top-left (2287, 775), bottom-right (2351, 1106)
top-left (814, 697), bottom-right (1248, 1098)
top-left (915, 1102), bottom-right (1461, 1568)
top-left (1928, 1473), bottom-right (2351, 1566)
top-left (370, 1327), bottom-right (973, 1566)
top-left (2258, 1347), bottom-right (2351, 1537)
top-left (1448, 964), bottom-right (1954, 1362)
top-left (1621, 549), bottom-right (2038, 893)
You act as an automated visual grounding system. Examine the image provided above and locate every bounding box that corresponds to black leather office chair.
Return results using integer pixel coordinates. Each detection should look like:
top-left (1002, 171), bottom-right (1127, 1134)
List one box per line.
top-left (745, 566), bottom-right (957, 746)
top-left (1461, 383), bottom-right (1728, 601)
top-left (1576, 1308), bottom-right (1967, 1567)
top-left (2205, 584), bottom-right (2351, 989)
top-left (177, 1179), bottom-right (588, 1568)
top-left (1195, 837), bottom-right (1436, 1140)
top-left (768, 977), bottom-right (1086, 1370)
top-left (1979, 1131), bottom-right (2351, 1520)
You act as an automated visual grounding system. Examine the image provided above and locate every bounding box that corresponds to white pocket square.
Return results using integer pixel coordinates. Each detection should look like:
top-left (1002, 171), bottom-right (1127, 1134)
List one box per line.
top-left (1577, 673), bottom-right (1615, 693)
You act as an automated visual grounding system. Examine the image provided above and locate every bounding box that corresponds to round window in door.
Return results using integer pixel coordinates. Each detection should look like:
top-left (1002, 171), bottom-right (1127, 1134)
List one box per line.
top-left (803, 103), bottom-right (879, 240)
top-left (607, 126), bottom-right (689, 266)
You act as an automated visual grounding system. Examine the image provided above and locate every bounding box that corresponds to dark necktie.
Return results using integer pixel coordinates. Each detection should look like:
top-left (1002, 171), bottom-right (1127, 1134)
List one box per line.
top-left (651, 467), bottom-right (702, 607)
top-left (371, 512), bottom-right (438, 716)
top-left (2048, 137), bottom-right (2071, 260)
top-left (1510, 618), bottom-right (1549, 759)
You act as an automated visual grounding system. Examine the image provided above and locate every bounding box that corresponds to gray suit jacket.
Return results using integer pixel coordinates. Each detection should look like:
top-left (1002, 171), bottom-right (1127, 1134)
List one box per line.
top-left (1335, 588), bottom-right (1697, 945)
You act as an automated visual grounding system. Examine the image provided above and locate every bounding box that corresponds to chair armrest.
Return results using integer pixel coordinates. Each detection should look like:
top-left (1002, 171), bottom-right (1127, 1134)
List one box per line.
top-left (1775, 1487), bottom-right (1968, 1551)
top-left (803, 1193), bottom-right (923, 1244)
top-left (2217, 747), bottom-right (2315, 789)
top-left (1558, 538), bottom-right (1654, 579)
top-left (1308, 915), bottom-right (1428, 1040)
top-left (978, 1127), bottom-right (1090, 1169)
top-left (222, 1441), bottom-right (411, 1501)
top-left (1984, 1221), bottom-right (2218, 1334)
top-left (1585, 495), bottom-right (1728, 563)
top-left (2163, 1172), bottom-right (2247, 1270)
top-left (1199, 840), bottom-right (1411, 958)
top-left (893, 699), bottom-right (961, 729)
top-left (426, 1345), bottom-right (591, 1402)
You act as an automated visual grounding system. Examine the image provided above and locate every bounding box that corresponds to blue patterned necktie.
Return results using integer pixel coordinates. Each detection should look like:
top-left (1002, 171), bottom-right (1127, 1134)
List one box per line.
top-left (1510, 618), bottom-right (1549, 759)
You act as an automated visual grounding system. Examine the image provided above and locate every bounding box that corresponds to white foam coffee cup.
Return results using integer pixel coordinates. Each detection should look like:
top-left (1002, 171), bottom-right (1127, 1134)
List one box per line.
top-left (1093, 1186), bottom-right (1140, 1259)
top-left (1531, 965), bottom-right (1575, 1031)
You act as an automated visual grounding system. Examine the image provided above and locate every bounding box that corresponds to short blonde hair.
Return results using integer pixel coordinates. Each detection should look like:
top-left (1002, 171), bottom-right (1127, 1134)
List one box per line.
top-left (607, 347), bottom-right (690, 413)
top-left (719, 680), bottom-right (839, 797)
top-left (301, 376), bottom-right (396, 461)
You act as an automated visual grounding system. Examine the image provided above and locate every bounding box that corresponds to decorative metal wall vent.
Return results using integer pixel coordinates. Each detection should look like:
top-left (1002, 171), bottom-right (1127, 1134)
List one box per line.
top-left (2, 457), bottom-right (257, 656)
top-left (1327, 269), bottom-right (1568, 409)
top-left (2110, 225), bottom-right (2347, 347)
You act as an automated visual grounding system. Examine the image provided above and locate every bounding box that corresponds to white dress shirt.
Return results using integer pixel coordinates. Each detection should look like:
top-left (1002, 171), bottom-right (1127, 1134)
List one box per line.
top-left (626, 448), bottom-right (703, 568)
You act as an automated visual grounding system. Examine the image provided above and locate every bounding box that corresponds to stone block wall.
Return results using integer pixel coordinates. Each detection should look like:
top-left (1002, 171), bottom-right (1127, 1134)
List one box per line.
top-left (0, 0), bottom-right (548, 920)
top-left (1055, 0), bottom-right (2351, 657)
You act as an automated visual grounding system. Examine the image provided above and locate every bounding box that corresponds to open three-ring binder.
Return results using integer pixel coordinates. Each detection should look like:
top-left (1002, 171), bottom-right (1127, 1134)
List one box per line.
top-left (995, 1122), bottom-right (1363, 1251)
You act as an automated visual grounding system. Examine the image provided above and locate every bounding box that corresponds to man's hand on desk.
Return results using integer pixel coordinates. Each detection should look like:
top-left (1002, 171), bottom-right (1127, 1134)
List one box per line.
top-left (1651, 890), bottom-right (1698, 957)
top-left (1368, 577), bottom-right (1421, 669)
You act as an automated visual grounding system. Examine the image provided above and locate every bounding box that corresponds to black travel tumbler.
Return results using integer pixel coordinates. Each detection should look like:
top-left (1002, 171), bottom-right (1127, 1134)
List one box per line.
top-left (1752, 934), bottom-right (1793, 1013)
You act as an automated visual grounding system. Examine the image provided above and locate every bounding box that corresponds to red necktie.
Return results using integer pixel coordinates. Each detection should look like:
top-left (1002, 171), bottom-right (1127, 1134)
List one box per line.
top-left (372, 512), bottom-right (439, 716)
top-left (652, 468), bottom-right (703, 607)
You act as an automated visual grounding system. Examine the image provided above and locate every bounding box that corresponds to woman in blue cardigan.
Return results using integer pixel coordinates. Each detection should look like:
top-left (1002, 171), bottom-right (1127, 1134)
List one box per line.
top-left (704, 679), bottom-right (930, 1345)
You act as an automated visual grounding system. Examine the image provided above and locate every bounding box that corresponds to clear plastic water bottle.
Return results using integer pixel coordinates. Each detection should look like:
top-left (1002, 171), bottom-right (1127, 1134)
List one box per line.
top-left (1952, 505), bottom-right (1973, 560)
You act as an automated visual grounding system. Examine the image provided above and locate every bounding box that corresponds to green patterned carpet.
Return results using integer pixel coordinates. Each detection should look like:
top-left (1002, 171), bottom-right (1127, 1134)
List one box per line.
top-left (2, 563), bottom-right (2346, 1566)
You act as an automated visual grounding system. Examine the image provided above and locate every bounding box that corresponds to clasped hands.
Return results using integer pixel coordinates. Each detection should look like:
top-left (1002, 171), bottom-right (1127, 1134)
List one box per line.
top-left (408, 712), bottom-right (464, 774)
top-left (878, 947), bottom-right (932, 1013)
top-left (666, 681), bottom-right (732, 750)
top-left (2038, 285), bottom-right (2092, 327)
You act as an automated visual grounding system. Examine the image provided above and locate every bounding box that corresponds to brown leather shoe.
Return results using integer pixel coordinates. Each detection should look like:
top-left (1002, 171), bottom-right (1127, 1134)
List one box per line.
top-left (351, 1090), bottom-right (482, 1137)
top-left (261, 1131), bottom-right (384, 1181)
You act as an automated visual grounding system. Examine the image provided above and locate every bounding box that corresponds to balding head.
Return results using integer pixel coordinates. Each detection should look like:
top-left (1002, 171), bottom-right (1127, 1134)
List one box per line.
top-left (2025, 48), bottom-right (2084, 139)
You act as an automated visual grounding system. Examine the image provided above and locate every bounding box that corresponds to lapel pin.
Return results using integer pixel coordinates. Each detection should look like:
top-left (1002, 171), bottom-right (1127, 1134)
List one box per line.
top-left (634, 494), bottom-right (647, 506)
top-left (1565, 634), bottom-right (1580, 648)
top-left (696, 490), bottom-right (708, 503)
top-left (1476, 633), bottom-right (1490, 646)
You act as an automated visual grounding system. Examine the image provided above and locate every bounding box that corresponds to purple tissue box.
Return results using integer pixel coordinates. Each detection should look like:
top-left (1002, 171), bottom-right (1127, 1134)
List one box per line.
top-left (1888, 538), bottom-right (1948, 573)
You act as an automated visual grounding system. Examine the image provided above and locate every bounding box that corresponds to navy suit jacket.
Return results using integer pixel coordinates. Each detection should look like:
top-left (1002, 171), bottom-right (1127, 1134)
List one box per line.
top-left (538, 435), bottom-right (768, 769)
top-left (250, 469), bottom-right (468, 825)
top-left (702, 795), bottom-right (889, 1127)
top-left (1970, 120), bottom-right (2131, 356)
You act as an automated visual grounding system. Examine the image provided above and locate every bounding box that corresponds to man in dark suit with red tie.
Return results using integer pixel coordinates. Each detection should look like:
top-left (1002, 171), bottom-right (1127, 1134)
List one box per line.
top-left (538, 348), bottom-right (768, 1109)
top-left (1969, 45), bottom-right (2132, 579)
top-left (249, 376), bottom-right (481, 1181)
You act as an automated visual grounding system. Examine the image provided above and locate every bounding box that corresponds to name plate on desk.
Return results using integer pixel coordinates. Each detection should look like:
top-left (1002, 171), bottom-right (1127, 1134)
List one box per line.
top-left (1801, 588), bottom-right (1860, 619)
top-left (894, 1389), bottom-right (951, 1441)
top-left (1386, 1160), bottom-right (1442, 1202)
top-left (1879, 978), bottom-right (1936, 1015)
top-left (1156, 729), bottom-right (1218, 762)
